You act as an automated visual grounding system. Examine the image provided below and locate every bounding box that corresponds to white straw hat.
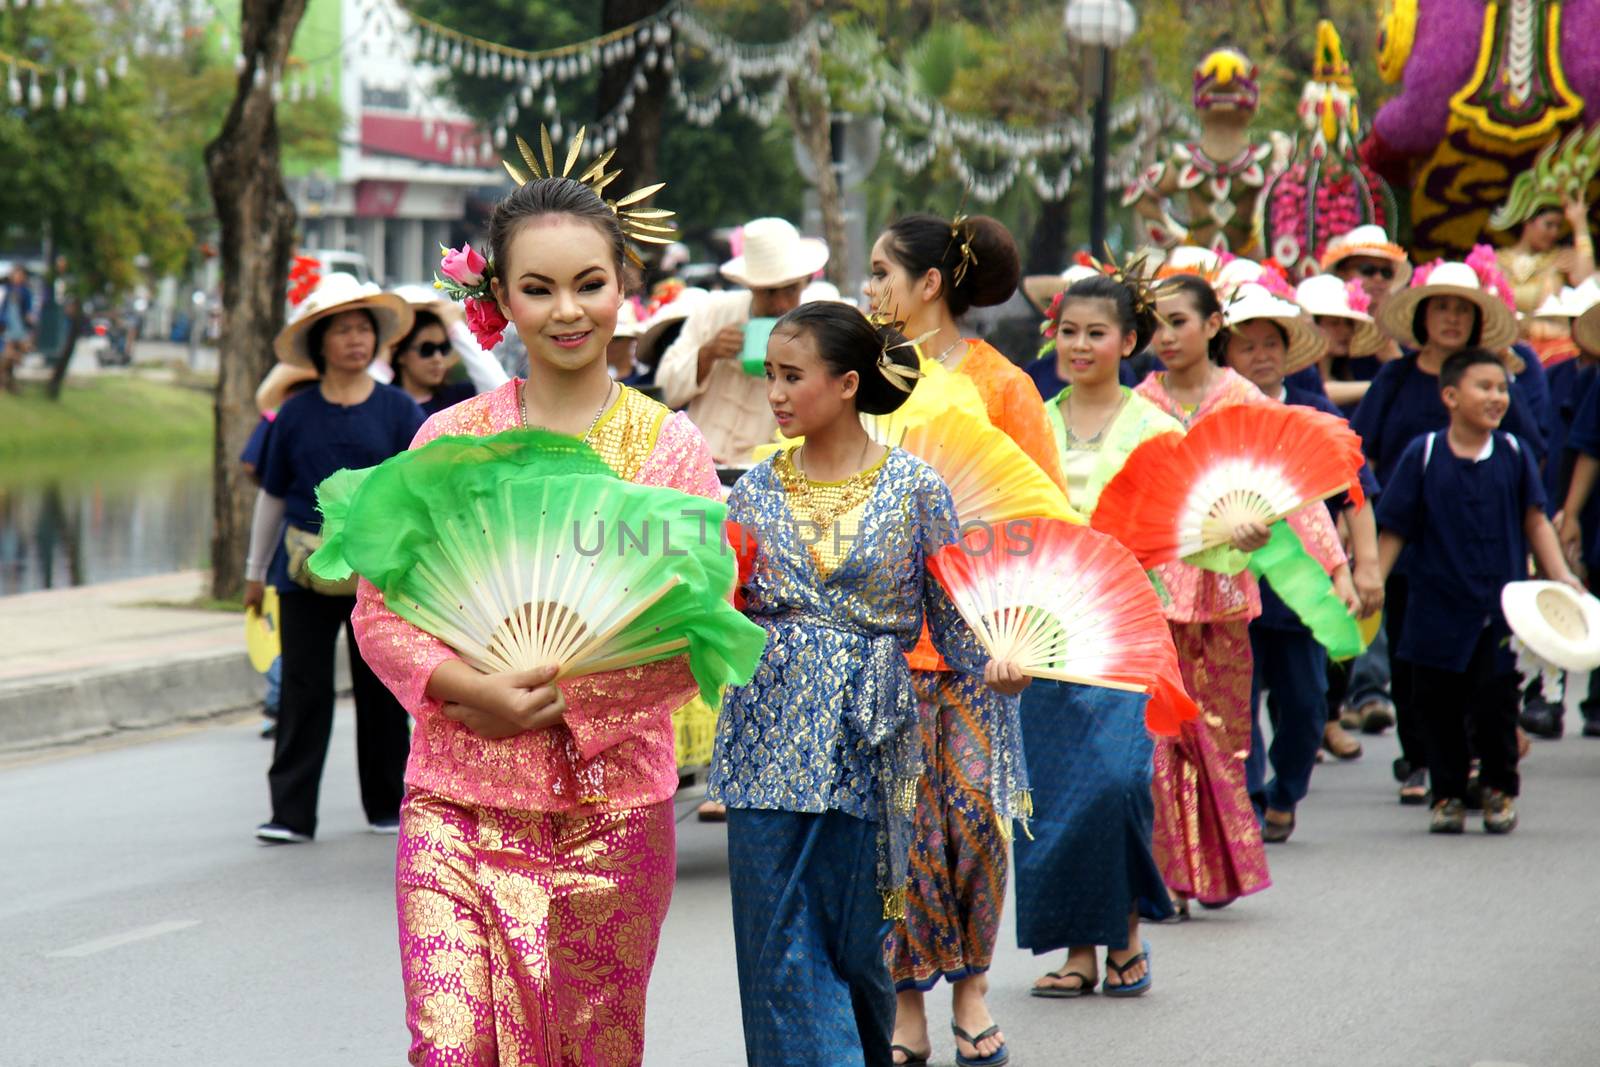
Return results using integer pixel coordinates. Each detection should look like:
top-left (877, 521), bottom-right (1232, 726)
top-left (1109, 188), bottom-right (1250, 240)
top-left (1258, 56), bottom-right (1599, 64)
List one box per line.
top-left (1295, 274), bottom-right (1385, 357)
top-left (1223, 283), bottom-right (1328, 375)
top-left (1320, 225), bottom-right (1413, 291)
top-left (273, 273), bottom-right (413, 368)
top-left (1502, 580), bottom-right (1600, 672)
top-left (720, 218), bottom-right (830, 289)
top-left (613, 299), bottom-right (643, 340)
top-left (1378, 261), bottom-right (1518, 351)
top-left (1023, 264), bottom-right (1101, 313)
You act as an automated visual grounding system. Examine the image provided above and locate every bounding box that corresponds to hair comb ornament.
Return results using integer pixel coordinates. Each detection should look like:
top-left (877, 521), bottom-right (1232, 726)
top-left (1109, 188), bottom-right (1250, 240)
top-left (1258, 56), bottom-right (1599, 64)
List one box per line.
top-left (866, 292), bottom-right (931, 394)
top-left (1095, 244), bottom-right (1168, 327)
top-left (502, 125), bottom-right (677, 268)
top-left (947, 212), bottom-right (978, 289)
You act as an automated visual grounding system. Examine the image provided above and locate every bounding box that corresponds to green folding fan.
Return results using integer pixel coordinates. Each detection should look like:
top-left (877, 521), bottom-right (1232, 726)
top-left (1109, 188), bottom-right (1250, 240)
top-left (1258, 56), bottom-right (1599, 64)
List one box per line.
top-left (309, 428), bottom-right (765, 703)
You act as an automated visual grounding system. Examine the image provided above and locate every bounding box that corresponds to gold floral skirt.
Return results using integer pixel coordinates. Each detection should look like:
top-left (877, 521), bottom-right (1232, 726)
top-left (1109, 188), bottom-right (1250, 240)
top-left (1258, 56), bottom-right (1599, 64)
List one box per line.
top-left (396, 790), bottom-right (675, 1066)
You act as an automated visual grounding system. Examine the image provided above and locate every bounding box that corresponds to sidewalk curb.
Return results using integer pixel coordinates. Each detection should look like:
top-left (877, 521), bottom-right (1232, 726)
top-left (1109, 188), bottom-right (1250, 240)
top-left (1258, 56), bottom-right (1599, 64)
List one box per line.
top-left (0, 644), bottom-right (351, 753)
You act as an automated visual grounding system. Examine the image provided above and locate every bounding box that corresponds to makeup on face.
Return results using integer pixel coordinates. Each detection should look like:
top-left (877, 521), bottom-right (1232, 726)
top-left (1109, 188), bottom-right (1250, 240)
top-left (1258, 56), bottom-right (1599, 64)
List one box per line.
top-left (1054, 297), bottom-right (1130, 387)
top-left (495, 217), bottom-right (622, 373)
top-left (1152, 291), bottom-right (1217, 372)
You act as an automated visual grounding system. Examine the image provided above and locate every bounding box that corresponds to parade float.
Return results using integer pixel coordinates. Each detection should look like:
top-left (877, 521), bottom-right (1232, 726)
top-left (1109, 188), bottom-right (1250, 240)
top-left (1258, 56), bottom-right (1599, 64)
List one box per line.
top-left (1262, 21), bottom-right (1398, 279)
top-left (1122, 47), bottom-right (1274, 255)
top-left (1361, 0), bottom-right (1600, 259)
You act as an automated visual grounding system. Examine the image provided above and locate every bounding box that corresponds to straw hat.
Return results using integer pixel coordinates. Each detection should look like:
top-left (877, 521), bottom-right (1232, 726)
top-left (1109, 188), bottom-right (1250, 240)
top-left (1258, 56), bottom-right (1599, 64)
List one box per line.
top-left (273, 273), bottom-right (413, 368)
top-left (1022, 264), bottom-right (1102, 313)
top-left (1223, 283), bottom-right (1327, 375)
top-left (255, 361), bottom-right (320, 413)
top-left (614, 300), bottom-right (643, 340)
top-left (720, 218), bottom-right (830, 289)
top-left (1570, 280), bottom-right (1600, 353)
top-left (635, 286), bottom-right (711, 366)
top-left (1320, 225), bottom-right (1412, 291)
top-left (1156, 246), bottom-right (1225, 279)
top-left (1295, 274), bottom-right (1385, 357)
top-left (1502, 580), bottom-right (1600, 672)
top-left (1378, 261), bottom-right (1518, 351)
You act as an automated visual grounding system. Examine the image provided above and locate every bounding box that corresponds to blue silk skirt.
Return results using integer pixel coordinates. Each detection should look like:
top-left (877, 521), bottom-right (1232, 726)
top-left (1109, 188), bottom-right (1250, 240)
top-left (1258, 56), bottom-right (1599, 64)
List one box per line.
top-left (1012, 680), bottom-right (1174, 952)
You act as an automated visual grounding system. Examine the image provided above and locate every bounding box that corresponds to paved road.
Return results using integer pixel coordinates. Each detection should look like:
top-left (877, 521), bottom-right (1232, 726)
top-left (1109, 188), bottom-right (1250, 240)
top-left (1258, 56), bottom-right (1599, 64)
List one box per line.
top-left (4, 703), bottom-right (1598, 1066)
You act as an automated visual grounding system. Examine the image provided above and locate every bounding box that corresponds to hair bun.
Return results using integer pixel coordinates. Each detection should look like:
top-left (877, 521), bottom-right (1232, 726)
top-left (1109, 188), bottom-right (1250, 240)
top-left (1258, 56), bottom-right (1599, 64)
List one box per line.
top-left (960, 216), bottom-right (1021, 308)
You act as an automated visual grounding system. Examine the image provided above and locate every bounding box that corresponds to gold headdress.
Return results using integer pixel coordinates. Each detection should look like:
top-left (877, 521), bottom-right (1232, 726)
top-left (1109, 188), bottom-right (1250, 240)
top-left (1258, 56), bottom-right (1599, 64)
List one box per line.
top-left (503, 126), bottom-right (677, 268)
top-left (866, 292), bottom-right (931, 394)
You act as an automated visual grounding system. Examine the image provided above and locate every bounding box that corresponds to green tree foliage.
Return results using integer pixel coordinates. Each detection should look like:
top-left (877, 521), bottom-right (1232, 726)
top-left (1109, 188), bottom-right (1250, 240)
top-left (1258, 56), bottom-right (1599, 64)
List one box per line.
top-left (0, 4), bottom-right (189, 295)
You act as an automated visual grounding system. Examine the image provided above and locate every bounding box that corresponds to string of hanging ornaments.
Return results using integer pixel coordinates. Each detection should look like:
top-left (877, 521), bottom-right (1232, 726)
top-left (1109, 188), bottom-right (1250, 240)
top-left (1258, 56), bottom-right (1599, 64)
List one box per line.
top-left (2, 46), bottom-right (128, 110)
top-left (379, 0), bottom-right (1192, 202)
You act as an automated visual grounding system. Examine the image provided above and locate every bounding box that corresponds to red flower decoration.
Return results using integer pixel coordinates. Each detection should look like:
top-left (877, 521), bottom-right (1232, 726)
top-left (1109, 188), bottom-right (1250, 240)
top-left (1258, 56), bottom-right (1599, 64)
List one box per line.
top-left (463, 296), bottom-right (510, 350)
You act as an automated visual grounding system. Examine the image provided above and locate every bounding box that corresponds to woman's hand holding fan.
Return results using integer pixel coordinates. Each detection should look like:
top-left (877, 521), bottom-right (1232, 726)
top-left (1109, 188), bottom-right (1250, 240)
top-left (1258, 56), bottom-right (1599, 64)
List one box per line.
top-left (430, 661), bottom-right (566, 740)
top-left (927, 518), bottom-right (1200, 734)
top-left (1090, 404), bottom-right (1365, 569)
top-left (983, 658), bottom-right (1032, 696)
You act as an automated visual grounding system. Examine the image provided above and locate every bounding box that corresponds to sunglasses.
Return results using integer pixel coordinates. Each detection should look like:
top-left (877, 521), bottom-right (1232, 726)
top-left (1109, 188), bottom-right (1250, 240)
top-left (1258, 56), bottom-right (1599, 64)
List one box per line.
top-left (1356, 264), bottom-right (1396, 281)
top-left (409, 341), bottom-right (451, 359)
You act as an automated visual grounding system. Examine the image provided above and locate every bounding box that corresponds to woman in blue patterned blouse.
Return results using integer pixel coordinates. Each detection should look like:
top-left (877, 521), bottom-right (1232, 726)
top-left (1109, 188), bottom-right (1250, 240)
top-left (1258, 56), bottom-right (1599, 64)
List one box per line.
top-left (707, 302), bottom-right (1028, 1067)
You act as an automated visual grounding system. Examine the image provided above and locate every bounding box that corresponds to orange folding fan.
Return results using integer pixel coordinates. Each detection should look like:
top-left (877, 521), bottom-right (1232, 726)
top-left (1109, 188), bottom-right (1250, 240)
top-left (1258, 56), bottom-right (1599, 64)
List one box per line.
top-left (927, 518), bottom-right (1198, 734)
top-left (868, 409), bottom-right (1083, 527)
top-left (1090, 403), bottom-right (1362, 568)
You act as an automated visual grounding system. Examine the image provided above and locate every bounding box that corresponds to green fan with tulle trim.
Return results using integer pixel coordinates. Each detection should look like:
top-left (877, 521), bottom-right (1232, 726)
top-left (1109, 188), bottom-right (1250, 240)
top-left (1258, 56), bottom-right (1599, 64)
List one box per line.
top-left (309, 428), bottom-right (765, 704)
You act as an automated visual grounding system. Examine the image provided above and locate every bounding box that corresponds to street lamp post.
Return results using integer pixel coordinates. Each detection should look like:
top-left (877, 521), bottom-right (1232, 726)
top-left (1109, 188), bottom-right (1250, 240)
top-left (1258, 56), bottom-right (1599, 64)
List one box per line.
top-left (1064, 0), bottom-right (1139, 256)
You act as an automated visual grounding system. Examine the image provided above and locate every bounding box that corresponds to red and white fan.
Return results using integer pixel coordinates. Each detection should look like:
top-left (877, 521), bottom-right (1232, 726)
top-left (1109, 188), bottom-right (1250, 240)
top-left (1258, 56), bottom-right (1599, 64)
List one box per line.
top-left (1090, 403), bottom-right (1363, 569)
top-left (927, 518), bottom-right (1198, 734)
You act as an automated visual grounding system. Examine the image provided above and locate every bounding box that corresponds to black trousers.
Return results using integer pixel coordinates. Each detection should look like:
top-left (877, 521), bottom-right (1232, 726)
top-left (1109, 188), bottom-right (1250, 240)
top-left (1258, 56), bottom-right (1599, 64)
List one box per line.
top-left (268, 589), bottom-right (410, 836)
top-left (1412, 627), bottom-right (1520, 802)
top-left (1383, 573), bottom-right (1429, 771)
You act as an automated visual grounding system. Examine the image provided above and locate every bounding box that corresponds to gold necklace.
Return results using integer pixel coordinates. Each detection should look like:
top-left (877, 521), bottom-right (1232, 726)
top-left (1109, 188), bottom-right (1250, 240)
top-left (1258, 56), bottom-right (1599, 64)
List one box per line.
top-left (782, 439), bottom-right (880, 532)
top-left (521, 379), bottom-right (614, 444)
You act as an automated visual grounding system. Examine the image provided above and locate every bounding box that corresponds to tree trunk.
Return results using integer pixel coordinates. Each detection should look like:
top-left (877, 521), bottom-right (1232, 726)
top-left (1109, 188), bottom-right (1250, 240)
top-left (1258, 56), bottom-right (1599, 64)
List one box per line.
top-left (598, 0), bottom-right (670, 200)
top-left (787, 37), bottom-right (848, 287)
top-left (203, 0), bottom-right (305, 601)
top-left (44, 299), bottom-right (84, 400)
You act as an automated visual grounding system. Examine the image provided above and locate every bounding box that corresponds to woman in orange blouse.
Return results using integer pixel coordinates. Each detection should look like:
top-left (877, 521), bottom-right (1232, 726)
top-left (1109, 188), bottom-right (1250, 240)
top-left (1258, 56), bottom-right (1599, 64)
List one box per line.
top-left (864, 213), bottom-right (1060, 1067)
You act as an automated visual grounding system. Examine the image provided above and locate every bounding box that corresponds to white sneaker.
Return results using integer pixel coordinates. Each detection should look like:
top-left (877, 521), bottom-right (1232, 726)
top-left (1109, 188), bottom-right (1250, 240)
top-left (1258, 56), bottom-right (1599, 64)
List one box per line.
top-left (256, 823), bottom-right (312, 844)
top-left (368, 819), bottom-right (400, 835)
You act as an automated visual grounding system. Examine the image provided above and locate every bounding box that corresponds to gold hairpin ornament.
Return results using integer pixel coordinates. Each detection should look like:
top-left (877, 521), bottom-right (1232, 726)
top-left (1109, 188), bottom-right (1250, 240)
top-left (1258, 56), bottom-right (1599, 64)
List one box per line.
top-left (949, 212), bottom-right (978, 288)
top-left (866, 295), bottom-right (930, 394)
top-left (1098, 243), bottom-right (1169, 328)
top-left (502, 125), bottom-right (677, 268)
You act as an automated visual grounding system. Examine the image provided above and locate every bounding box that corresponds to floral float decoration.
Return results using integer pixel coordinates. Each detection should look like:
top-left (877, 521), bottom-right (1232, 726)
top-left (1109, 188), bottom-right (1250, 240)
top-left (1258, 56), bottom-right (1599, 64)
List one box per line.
top-left (1262, 21), bottom-right (1397, 280)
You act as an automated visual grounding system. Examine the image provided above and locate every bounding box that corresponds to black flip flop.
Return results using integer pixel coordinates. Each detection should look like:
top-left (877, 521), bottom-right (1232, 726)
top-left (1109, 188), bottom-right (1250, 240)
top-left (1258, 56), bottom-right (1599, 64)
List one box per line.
top-left (951, 1022), bottom-right (1010, 1067)
top-left (891, 1044), bottom-right (930, 1066)
top-left (1029, 968), bottom-right (1096, 999)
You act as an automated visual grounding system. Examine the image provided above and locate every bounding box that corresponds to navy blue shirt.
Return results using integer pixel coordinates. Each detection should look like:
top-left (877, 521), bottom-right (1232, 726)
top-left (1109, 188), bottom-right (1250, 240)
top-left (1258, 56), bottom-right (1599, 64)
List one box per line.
top-left (1023, 355), bottom-right (1139, 402)
top-left (240, 414), bottom-right (273, 471)
top-left (1284, 364), bottom-right (1328, 398)
top-left (1558, 364), bottom-right (1600, 566)
top-left (259, 384), bottom-right (425, 591)
top-left (1351, 353), bottom-right (1546, 489)
top-left (1541, 358), bottom-right (1595, 508)
top-left (1512, 342), bottom-right (1556, 455)
top-left (1375, 431), bottom-right (1544, 672)
top-left (420, 380), bottom-right (476, 417)
top-left (1253, 383), bottom-right (1377, 632)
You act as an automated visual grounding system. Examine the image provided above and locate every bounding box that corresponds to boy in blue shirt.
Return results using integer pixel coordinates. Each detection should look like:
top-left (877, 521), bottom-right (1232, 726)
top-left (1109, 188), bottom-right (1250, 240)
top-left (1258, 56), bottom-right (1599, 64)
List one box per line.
top-left (1376, 349), bottom-right (1580, 834)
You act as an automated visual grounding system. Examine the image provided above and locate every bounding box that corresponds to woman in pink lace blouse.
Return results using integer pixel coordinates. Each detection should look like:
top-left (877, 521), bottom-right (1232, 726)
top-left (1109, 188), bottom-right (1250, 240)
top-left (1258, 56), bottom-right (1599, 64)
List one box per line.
top-left (351, 167), bottom-right (717, 1066)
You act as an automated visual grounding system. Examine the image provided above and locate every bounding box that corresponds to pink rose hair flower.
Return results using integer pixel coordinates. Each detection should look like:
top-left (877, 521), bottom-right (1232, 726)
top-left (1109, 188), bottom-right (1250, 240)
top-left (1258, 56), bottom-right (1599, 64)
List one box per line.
top-left (463, 296), bottom-right (509, 350)
top-left (440, 243), bottom-right (487, 289)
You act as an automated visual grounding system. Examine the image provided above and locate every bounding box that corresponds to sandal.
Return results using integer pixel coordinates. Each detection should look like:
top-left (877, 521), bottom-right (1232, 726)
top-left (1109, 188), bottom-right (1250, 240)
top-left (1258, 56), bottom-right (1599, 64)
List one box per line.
top-left (890, 1045), bottom-right (931, 1066)
top-left (1029, 968), bottom-right (1096, 999)
top-left (1101, 939), bottom-right (1152, 998)
top-left (951, 1022), bottom-right (1010, 1067)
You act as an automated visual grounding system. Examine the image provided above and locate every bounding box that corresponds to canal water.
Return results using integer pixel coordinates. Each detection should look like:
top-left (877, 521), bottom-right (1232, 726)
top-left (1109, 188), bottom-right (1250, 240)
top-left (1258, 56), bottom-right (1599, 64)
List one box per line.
top-left (0, 450), bottom-right (212, 596)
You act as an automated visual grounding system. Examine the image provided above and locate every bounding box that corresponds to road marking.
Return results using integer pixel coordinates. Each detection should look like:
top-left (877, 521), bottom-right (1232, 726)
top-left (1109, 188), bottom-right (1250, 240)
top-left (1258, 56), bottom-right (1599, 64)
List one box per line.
top-left (47, 919), bottom-right (200, 958)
